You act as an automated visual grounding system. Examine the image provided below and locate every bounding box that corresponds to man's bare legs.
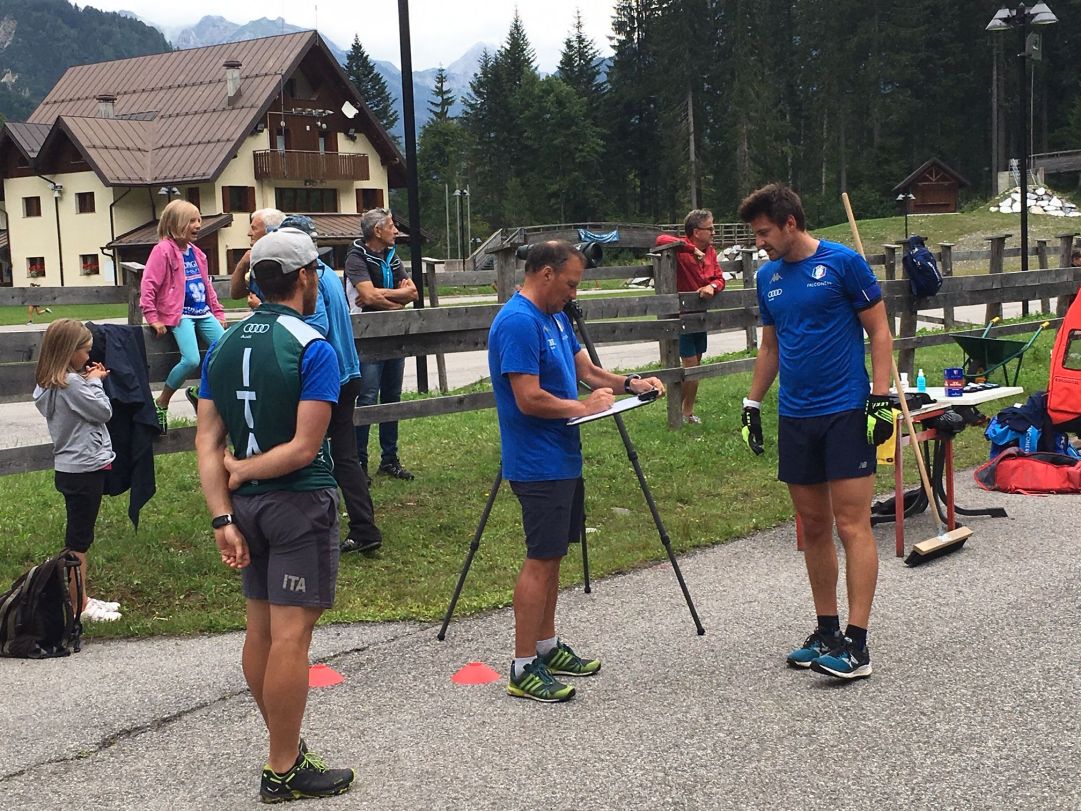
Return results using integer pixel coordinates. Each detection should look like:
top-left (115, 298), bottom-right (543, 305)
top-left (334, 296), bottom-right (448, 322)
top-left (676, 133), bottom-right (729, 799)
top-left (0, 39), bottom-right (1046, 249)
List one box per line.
top-left (242, 599), bottom-right (322, 773)
top-left (681, 354), bottom-right (701, 419)
top-left (513, 556), bottom-right (562, 658)
top-left (788, 475), bottom-right (878, 628)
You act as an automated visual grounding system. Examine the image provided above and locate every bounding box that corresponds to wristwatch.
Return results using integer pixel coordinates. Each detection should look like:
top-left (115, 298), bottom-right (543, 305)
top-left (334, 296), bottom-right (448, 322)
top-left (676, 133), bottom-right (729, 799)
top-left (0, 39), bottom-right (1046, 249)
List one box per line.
top-left (624, 373), bottom-right (642, 394)
top-left (211, 514), bottom-right (234, 530)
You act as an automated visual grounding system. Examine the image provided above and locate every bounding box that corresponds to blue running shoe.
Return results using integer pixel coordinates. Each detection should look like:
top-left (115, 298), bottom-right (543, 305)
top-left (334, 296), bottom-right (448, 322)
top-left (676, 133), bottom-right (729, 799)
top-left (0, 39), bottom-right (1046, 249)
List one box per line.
top-left (810, 637), bottom-right (872, 681)
top-left (786, 628), bottom-right (845, 669)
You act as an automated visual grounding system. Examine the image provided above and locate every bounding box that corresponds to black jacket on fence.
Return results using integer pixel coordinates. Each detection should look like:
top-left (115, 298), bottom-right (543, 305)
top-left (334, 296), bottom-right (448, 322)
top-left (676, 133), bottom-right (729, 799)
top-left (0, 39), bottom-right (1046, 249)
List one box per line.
top-left (86, 323), bottom-right (157, 528)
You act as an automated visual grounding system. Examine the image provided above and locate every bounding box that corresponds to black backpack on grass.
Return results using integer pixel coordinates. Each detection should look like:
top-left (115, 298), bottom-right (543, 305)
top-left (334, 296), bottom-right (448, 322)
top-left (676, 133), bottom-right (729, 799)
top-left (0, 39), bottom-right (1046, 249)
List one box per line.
top-left (0, 550), bottom-right (83, 659)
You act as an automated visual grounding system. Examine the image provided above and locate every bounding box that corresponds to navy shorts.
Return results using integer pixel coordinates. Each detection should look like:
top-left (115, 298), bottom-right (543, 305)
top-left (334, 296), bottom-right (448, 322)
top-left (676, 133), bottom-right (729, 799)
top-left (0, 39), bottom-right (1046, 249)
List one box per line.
top-left (679, 332), bottom-right (707, 359)
top-left (777, 409), bottom-right (876, 485)
top-left (234, 488), bottom-right (340, 608)
top-left (509, 478), bottom-right (584, 560)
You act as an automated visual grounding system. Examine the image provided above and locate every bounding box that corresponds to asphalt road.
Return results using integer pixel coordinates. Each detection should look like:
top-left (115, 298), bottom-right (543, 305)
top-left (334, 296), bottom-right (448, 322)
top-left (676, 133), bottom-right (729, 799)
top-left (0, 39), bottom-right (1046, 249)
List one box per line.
top-left (1, 476), bottom-right (1079, 809)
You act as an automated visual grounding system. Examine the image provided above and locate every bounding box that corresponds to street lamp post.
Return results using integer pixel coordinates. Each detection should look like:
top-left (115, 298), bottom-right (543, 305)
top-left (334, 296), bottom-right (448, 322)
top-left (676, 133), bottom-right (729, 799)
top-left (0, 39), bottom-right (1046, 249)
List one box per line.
top-left (896, 192), bottom-right (916, 240)
top-left (986, 2), bottom-right (1058, 274)
top-left (453, 188), bottom-right (468, 263)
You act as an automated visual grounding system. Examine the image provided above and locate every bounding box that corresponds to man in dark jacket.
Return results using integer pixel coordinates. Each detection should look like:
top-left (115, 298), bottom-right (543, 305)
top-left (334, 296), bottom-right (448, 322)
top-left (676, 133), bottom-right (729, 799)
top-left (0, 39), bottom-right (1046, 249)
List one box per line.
top-left (344, 207), bottom-right (419, 480)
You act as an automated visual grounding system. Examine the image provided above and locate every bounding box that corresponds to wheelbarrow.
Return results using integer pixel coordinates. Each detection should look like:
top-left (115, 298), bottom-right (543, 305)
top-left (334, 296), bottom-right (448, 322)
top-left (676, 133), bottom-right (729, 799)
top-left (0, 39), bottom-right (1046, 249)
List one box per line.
top-left (952, 317), bottom-right (1051, 386)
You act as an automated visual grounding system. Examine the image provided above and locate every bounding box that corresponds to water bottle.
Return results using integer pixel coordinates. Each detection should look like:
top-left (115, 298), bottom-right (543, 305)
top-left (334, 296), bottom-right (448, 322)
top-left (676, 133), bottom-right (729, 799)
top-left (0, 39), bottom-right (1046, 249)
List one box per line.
top-left (916, 368), bottom-right (927, 393)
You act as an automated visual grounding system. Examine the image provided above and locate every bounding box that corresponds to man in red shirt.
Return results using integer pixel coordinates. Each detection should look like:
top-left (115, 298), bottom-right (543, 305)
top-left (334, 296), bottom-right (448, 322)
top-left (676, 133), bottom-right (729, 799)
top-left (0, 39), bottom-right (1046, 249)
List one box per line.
top-left (655, 209), bottom-right (726, 423)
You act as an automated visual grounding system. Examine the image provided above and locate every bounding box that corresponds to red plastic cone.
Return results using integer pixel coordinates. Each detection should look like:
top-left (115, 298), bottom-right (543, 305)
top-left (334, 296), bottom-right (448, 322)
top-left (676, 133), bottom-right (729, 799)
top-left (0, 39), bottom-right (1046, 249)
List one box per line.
top-left (308, 663), bottom-right (344, 688)
top-left (451, 661), bottom-right (501, 685)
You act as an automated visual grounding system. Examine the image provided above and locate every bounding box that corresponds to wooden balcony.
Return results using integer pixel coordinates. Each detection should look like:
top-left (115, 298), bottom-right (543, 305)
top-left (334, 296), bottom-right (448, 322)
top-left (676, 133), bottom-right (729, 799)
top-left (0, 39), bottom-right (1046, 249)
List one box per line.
top-left (253, 150), bottom-right (370, 182)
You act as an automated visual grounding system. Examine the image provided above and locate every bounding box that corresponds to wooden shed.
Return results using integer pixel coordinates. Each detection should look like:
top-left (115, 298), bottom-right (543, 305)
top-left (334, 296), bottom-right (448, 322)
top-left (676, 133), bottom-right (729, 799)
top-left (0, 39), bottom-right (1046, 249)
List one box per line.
top-left (892, 158), bottom-right (970, 214)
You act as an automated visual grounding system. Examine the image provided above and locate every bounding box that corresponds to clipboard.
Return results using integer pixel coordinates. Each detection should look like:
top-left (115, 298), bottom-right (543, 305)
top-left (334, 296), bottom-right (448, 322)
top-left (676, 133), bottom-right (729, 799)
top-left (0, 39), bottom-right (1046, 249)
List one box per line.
top-left (567, 388), bottom-right (660, 426)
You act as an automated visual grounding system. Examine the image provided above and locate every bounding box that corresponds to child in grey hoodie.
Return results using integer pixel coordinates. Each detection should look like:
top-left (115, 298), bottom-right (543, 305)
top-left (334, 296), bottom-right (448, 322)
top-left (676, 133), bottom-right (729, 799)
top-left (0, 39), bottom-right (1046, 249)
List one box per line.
top-left (33, 319), bottom-right (121, 622)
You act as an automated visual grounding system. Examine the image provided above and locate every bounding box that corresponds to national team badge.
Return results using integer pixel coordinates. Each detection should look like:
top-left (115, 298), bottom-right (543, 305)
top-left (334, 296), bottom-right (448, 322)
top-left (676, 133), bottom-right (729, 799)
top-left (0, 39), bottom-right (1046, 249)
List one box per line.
top-left (812, 265), bottom-right (827, 279)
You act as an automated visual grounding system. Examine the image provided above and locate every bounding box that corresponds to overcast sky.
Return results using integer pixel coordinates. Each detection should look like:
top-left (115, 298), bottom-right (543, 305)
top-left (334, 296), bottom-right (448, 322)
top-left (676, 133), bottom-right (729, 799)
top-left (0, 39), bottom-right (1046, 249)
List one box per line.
top-left (82, 1), bottom-right (617, 72)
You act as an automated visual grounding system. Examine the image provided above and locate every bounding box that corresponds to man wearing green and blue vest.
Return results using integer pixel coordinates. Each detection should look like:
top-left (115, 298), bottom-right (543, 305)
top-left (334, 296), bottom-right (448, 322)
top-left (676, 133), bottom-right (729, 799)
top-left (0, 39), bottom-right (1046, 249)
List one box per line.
top-left (195, 227), bottom-right (355, 802)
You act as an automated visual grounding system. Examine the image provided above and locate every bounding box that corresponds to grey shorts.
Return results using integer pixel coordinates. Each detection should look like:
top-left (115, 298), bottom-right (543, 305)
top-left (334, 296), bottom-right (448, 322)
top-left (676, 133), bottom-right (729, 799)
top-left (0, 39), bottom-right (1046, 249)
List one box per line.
top-left (509, 478), bottom-right (584, 560)
top-left (233, 488), bottom-right (340, 608)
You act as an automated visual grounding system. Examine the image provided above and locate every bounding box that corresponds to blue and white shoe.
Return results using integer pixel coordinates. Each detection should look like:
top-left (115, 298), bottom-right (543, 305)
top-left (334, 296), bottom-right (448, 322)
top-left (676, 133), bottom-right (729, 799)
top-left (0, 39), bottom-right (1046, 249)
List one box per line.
top-left (786, 628), bottom-right (844, 669)
top-left (810, 637), bottom-right (872, 680)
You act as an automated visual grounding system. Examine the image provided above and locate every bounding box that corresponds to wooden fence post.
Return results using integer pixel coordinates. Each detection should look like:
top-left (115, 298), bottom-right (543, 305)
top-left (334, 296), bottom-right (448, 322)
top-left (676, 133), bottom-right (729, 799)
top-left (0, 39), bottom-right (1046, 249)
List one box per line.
top-left (493, 246), bottom-right (518, 303)
top-left (123, 262), bottom-right (144, 325)
top-left (883, 244), bottom-right (899, 334)
top-left (1057, 232), bottom-right (1078, 316)
top-left (740, 248), bottom-right (758, 351)
top-left (984, 234), bottom-right (1009, 324)
top-left (652, 243), bottom-right (683, 430)
top-left (423, 258), bottom-right (449, 393)
top-left (939, 242), bottom-right (955, 329)
top-left (1035, 239), bottom-right (1050, 314)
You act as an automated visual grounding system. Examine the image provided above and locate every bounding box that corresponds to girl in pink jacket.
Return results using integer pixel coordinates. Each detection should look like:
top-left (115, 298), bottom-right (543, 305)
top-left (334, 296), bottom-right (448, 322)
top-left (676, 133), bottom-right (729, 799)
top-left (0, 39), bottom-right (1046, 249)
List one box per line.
top-left (139, 199), bottom-right (226, 432)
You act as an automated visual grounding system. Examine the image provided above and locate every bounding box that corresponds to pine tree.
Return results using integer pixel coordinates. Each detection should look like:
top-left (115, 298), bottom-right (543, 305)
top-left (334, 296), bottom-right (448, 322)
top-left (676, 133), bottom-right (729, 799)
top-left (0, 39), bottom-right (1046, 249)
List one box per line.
top-left (556, 10), bottom-right (602, 103)
top-left (344, 34), bottom-right (399, 135)
top-left (427, 67), bottom-right (456, 122)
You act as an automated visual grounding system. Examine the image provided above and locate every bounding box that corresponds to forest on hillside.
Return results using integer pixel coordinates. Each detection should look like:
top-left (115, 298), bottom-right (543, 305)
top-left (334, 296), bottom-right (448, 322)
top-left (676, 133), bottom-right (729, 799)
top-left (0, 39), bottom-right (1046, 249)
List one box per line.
top-left (414, 0), bottom-right (1081, 252)
top-left (0, 0), bottom-right (169, 121)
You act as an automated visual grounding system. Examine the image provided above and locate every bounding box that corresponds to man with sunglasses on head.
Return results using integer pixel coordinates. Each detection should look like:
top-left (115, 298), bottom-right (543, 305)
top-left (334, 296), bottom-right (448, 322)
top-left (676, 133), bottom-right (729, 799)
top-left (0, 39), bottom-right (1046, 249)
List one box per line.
top-left (655, 209), bottom-right (726, 424)
top-left (344, 208), bottom-right (419, 483)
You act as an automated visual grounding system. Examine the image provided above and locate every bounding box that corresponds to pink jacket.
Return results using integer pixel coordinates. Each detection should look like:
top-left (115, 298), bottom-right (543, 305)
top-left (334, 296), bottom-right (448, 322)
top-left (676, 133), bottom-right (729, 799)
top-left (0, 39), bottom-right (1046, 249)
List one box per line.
top-left (139, 239), bottom-right (225, 327)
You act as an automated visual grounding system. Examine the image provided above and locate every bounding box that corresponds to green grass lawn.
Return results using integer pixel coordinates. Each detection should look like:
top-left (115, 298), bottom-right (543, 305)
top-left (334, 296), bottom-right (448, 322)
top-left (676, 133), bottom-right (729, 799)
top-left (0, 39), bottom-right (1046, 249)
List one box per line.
top-left (1, 303), bottom-right (129, 327)
top-left (0, 321), bottom-right (1055, 640)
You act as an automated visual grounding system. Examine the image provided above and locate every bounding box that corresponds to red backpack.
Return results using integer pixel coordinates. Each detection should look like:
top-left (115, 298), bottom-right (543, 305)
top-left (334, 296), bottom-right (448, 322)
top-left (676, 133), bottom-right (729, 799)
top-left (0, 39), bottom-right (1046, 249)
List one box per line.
top-left (1047, 294), bottom-right (1081, 430)
top-left (974, 448), bottom-right (1081, 495)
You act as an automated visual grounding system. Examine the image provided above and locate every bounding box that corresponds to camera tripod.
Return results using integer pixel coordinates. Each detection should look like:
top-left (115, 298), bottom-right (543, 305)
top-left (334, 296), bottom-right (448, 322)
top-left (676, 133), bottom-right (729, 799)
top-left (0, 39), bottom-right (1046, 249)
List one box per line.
top-left (437, 299), bottom-right (705, 640)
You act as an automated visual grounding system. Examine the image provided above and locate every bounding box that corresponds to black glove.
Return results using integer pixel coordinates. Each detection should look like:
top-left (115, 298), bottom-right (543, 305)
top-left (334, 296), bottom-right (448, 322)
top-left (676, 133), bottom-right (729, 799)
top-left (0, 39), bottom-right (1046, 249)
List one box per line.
top-left (741, 404), bottom-right (764, 455)
top-left (865, 393), bottom-right (894, 446)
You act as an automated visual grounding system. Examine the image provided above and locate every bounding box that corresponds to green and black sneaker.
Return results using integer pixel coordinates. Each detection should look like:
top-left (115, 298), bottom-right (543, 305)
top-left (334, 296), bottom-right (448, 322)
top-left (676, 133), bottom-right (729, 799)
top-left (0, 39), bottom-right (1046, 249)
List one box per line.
top-left (154, 404), bottom-right (169, 435)
top-left (259, 750), bottom-right (355, 804)
top-left (506, 659), bottom-right (576, 703)
top-left (541, 639), bottom-right (601, 677)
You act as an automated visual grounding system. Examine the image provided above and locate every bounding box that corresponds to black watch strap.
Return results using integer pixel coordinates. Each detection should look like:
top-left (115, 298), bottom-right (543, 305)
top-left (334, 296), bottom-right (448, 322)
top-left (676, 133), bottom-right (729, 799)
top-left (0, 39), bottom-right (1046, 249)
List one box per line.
top-left (211, 514), bottom-right (234, 530)
top-left (624, 374), bottom-right (642, 394)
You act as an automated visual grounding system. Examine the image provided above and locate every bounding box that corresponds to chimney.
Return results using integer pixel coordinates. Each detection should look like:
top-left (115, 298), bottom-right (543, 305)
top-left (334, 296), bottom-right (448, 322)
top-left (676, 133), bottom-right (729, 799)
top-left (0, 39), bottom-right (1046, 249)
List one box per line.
top-left (95, 93), bottom-right (116, 119)
top-left (224, 60), bottom-right (242, 104)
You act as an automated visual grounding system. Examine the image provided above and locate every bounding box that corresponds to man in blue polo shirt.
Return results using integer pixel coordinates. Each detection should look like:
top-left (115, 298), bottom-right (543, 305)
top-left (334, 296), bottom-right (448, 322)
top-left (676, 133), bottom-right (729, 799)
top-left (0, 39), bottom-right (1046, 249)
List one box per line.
top-left (488, 240), bottom-right (664, 703)
top-left (738, 183), bottom-right (893, 681)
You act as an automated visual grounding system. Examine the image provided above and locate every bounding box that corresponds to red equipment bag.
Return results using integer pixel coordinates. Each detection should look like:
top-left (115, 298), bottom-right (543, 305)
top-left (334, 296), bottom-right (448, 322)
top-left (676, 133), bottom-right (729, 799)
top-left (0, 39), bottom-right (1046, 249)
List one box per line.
top-left (1047, 293), bottom-right (1081, 430)
top-left (973, 447), bottom-right (1081, 495)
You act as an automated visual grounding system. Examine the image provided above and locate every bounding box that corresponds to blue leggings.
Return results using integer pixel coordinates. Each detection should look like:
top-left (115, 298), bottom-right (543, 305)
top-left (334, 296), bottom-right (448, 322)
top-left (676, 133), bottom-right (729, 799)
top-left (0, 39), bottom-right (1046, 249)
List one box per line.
top-left (165, 316), bottom-right (224, 391)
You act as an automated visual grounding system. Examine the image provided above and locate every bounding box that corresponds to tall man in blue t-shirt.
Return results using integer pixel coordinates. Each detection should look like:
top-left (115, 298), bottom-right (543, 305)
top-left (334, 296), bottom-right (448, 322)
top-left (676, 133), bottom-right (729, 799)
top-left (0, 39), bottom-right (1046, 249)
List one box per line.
top-left (738, 184), bottom-right (893, 681)
top-left (488, 240), bottom-right (665, 702)
top-left (195, 229), bottom-right (355, 802)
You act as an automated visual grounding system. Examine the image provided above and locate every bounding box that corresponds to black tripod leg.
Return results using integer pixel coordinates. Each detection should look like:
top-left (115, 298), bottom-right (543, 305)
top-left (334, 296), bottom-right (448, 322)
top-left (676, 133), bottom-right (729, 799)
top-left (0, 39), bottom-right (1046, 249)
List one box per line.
top-left (580, 486), bottom-right (591, 593)
top-left (612, 413), bottom-right (705, 635)
top-left (437, 468), bottom-right (502, 641)
top-left (565, 299), bottom-right (704, 635)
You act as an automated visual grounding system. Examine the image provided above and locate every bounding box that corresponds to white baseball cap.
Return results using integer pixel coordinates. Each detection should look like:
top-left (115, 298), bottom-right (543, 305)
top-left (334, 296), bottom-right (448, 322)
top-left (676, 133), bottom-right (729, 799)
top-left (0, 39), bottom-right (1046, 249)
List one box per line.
top-left (251, 227), bottom-right (318, 274)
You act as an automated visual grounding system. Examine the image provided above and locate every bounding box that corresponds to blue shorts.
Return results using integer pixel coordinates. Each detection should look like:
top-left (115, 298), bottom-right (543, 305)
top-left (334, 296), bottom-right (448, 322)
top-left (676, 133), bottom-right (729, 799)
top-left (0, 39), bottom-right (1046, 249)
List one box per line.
top-left (509, 478), bottom-right (584, 559)
top-left (234, 488), bottom-right (340, 608)
top-left (679, 332), bottom-right (707, 359)
top-left (777, 409), bottom-right (876, 485)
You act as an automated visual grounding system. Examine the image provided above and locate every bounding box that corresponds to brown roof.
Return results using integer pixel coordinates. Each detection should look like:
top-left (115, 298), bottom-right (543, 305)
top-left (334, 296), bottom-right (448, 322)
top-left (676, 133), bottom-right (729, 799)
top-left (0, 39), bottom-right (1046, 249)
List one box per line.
top-left (892, 158), bottom-right (971, 195)
top-left (305, 213), bottom-right (429, 243)
top-left (16, 31), bottom-right (404, 187)
top-left (4, 122), bottom-right (51, 159)
top-left (105, 213), bottom-right (233, 248)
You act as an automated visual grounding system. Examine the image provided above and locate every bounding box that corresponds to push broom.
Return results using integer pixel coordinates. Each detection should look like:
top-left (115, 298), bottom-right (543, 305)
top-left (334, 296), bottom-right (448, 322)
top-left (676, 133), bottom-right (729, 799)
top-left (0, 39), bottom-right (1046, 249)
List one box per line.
top-left (841, 192), bottom-right (972, 565)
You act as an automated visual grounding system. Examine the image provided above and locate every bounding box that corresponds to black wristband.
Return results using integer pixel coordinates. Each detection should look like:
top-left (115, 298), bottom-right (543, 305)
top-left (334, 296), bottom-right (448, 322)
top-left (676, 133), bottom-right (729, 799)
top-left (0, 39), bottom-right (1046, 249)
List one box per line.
top-left (211, 514), bottom-right (234, 530)
top-left (624, 374), bottom-right (642, 394)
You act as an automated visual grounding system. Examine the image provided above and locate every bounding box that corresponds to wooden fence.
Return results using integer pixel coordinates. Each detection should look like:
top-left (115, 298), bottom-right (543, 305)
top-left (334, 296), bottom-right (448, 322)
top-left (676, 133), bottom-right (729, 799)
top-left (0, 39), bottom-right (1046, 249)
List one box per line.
top-left (0, 231), bottom-right (1078, 477)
